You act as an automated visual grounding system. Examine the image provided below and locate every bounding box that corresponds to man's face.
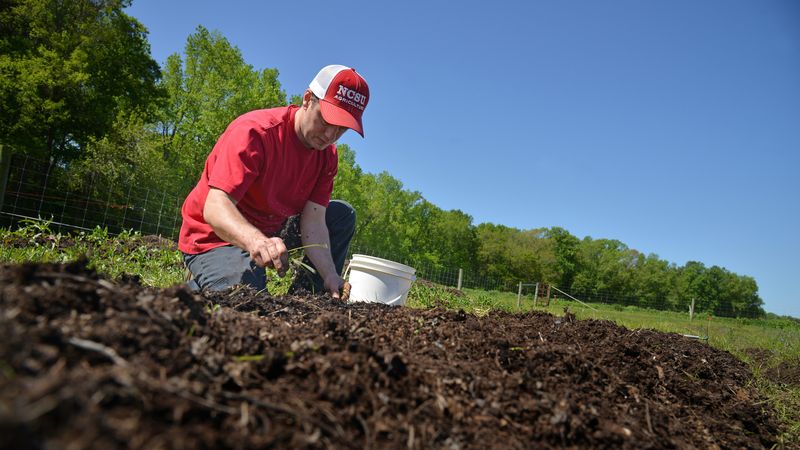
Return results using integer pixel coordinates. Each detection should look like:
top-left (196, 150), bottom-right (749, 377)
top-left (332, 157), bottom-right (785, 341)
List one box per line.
top-left (300, 96), bottom-right (347, 150)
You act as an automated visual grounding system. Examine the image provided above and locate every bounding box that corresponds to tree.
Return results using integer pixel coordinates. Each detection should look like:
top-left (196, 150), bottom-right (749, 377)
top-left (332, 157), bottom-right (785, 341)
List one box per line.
top-left (70, 110), bottom-right (170, 193)
top-left (631, 253), bottom-right (675, 310)
top-left (0, 0), bottom-right (162, 161)
top-left (544, 227), bottom-right (580, 289)
top-left (475, 224), bottom-right (551, 287)
top-left (156, 26), bottom-right (286, 195)
top-left (424, 208), bottom-right (479, 271)
top-left (331, 144), bottom-right (367, 218)
top-left (572, 238), bottom-right (638, 303)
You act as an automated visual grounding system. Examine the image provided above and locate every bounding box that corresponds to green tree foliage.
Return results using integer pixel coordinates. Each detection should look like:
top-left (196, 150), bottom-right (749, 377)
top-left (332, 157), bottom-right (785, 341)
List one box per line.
top-left (332, 145), bottom-right (477, 272)
top-left (631, 253), bottom-right (675, 309)
top-left (572, 238), bottom-right (639, 301)
top-left (69, 110), bottom-right (170, 195)
top-left (475, 224), bottom-right (551, 287)
top-left (543, 227), bottom-right (580, 288)
top-left (423, 208), bottom-right (479, 271)
top-left (0, 0), bottom-right (162, 161)
top-left (470, 225), bottom-right (765, 317)
top-left (155, 25), bottom-right (286, 194)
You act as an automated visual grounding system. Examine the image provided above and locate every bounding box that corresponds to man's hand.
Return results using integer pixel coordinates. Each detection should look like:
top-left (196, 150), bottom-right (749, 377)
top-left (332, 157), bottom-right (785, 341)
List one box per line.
top-left (204, 188), bottom-right (289, 275)
top-left (247, 236), bottom-right (289, 276)
top-left (324, 274), bottom-right (349, 300)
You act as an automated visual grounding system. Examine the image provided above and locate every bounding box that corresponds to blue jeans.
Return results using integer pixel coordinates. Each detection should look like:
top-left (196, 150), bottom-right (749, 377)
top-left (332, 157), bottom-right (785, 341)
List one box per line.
top-left (183, 200), bottom-right (356, 292)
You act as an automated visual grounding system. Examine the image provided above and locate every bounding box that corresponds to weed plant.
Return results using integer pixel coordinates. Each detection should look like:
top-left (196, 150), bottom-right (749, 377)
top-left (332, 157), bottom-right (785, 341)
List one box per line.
top-left (0, 219), bottom-right (184, 287)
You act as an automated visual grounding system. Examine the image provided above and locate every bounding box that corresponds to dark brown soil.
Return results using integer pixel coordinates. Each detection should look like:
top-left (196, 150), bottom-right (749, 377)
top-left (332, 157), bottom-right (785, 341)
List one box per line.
top-left (743, 348), bottom-right (800, 387)
top-left (0, 262), bottom-right (781, 449)
top-left (765, 361), bottom-right (800, 387)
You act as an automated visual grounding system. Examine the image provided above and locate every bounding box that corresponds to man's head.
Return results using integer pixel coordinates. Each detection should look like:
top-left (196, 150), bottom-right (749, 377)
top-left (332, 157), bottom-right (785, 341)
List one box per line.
top-left (296, 65), bottom-right (369, 150)
top-left (309, 65), bottom-right (369, 137)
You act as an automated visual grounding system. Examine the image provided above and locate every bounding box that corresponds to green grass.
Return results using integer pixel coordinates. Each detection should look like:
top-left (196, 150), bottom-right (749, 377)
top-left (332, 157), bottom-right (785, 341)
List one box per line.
top-left (0, 219), bottom-right (185, 287)
top-left (1, 220), bottom-right (798, 445)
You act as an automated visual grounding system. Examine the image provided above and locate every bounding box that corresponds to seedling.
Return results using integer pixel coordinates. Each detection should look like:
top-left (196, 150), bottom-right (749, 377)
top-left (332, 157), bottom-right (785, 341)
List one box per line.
top-left (287, 243), bottom-right (328, 274)
top-left (234, 354), bottom-right (265, 362)
top-left (257, 243), bottom-right (328, 295)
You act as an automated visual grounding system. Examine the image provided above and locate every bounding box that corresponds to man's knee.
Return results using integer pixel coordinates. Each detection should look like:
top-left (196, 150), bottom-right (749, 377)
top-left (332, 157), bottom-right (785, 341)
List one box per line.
top-left (327, 200), bottom-right (356, 232)
top-left (184, 246), bottom-right (266, 292)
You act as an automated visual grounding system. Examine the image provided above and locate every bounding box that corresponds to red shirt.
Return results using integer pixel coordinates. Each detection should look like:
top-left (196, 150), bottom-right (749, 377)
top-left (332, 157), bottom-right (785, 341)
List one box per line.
top-left (178, 106), bottom-right (338, 254)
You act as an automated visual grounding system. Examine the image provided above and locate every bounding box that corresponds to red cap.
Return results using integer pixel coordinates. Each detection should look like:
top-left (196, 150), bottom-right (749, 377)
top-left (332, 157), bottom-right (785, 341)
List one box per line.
top-left (309, 65), bottom-right (369, 137)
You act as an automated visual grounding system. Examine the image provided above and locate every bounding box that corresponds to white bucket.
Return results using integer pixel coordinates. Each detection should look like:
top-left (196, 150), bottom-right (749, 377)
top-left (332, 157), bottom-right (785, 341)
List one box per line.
top-left (346, 254), bottom-right (416, 306)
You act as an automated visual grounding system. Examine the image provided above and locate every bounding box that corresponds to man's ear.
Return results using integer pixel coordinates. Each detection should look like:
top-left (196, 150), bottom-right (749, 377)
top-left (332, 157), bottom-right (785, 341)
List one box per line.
top-left (301, 90), bottom-right (314, 109)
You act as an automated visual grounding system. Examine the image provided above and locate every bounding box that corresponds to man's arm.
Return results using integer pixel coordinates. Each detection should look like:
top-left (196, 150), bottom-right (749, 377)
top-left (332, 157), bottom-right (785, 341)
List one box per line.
top-left (203, 187), bottom-right (288, 275)
top-left (300, 200), bottom-right (345, 298)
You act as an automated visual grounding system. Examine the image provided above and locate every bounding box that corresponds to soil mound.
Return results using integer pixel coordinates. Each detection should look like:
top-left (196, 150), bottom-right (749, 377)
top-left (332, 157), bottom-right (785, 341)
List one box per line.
top-left (0, 262), bottom-right (780, 449)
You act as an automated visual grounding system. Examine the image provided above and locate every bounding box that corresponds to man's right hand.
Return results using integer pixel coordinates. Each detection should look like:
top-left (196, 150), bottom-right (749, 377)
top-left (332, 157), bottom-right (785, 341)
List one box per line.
top-left (248, 236), bottom-right (289, 276)
top-left (203, 188), bottom-right (289, 275)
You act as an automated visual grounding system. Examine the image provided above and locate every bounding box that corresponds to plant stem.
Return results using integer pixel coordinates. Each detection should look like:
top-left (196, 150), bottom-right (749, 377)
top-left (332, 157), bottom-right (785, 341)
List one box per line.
top-left (288, 243), bottom-right (328, 254)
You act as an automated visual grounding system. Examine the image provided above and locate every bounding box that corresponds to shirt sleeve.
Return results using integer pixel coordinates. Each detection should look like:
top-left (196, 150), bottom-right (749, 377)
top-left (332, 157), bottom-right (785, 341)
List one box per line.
top-left (308, 146), bottom-right (339, 207)
top-left (207, 121), bottom-right (265, 202)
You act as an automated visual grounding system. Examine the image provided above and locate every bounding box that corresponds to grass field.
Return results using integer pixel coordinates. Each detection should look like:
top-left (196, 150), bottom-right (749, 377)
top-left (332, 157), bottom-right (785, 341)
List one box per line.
top-left (2, 222), bottom-right (798, 446)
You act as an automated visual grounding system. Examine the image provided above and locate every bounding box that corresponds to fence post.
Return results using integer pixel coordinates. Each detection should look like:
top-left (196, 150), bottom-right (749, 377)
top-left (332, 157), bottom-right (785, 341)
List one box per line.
top-left (533, 282), bottom-right (539, 308)
top-left (689, 298), bottom-right (695, 322)
top-left (0, 145), bottom-right (12, 213)
top-left (457, 268), bottom-right (463, 291)
top-left (517, 281), bottom-right (523, 310)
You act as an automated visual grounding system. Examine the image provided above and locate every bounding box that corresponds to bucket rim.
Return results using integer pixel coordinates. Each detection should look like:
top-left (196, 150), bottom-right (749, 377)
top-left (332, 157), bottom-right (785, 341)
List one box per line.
top-left (348, 260), bottom-right (417, 281)
top-left (350, 254), bottom-right (416, 274)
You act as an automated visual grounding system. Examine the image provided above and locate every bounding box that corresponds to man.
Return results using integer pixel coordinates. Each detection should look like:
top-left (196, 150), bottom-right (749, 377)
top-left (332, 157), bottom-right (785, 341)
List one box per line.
top-left (178, 65), bottom-right (369, 299)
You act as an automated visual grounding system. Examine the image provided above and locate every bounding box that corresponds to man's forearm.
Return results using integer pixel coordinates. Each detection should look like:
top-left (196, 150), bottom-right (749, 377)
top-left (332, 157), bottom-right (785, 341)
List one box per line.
top-left (204, 188), bottom-right (288, 273)
top-left (204, 188), bottom-right (263, 251)
top-left (300, 218), bottom-right (337, 281)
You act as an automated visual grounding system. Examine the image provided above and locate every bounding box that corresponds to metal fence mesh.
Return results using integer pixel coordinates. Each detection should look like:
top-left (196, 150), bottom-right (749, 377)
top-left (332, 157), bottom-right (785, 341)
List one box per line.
top-left (1, 152), bottom-right (183, 239)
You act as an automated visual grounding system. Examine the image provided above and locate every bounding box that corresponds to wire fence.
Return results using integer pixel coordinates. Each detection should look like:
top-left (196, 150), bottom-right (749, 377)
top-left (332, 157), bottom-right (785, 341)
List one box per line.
top-left (0, 150), bottom-right (744, 322)
top-left (0, 151), bottom-right (183, 239)
top-left (346, 241), bottom-right (738, 323)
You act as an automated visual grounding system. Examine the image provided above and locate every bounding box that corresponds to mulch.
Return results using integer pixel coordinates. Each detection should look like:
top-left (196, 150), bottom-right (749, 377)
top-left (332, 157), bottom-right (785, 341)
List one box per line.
top-left (0, 261), bottom-right (781, 449)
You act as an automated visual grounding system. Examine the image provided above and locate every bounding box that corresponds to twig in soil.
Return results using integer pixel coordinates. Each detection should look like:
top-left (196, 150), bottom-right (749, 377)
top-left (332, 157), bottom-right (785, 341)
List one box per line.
top-left (229, 284), bottom-right (251, 298)
top-left (268, 306), bottom-right (291, 316)
top-left (644, 400), bottom-right (653, 434)
top-left (356, 414), bottom-right (373, 450)
top-left (67, 337), bottom-right (130, 367)
top-left (221, 391), bottom-right (357, 449)
top-left (67, 337), bottom-right (237, 415)
top-left (41, 272), bottom-right (115, 289)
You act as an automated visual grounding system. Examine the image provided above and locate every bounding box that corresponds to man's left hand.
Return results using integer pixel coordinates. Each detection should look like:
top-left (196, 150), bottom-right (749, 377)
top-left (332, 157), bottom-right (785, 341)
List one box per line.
top-left (323, 275), bottom-right (349, 300)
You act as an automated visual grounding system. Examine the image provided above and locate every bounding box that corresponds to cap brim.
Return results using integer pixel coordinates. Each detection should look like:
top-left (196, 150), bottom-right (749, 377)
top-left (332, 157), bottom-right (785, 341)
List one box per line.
top-left (319, 100), bottom-right (364, 137)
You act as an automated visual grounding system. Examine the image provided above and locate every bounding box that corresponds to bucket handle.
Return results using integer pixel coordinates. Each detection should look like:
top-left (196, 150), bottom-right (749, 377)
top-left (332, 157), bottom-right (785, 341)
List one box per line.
top-left (343, 261), bottom-right (352, 281)
top-left (386, 294), bottom-right (404, 306)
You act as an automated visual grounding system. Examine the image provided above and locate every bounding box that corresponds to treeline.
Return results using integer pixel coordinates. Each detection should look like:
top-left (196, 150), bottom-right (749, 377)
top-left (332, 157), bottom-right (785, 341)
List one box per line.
top-left (0, 0), bottom-right (765, 317)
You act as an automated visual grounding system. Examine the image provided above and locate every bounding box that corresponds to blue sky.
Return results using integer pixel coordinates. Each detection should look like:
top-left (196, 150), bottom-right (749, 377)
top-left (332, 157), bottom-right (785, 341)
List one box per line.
top-left (126, 0), bottom-right (800, 317)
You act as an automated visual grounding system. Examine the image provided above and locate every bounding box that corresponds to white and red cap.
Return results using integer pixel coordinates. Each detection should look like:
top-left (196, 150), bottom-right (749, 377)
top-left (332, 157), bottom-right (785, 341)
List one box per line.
top-left (309, 65), bottom-right (369, 137)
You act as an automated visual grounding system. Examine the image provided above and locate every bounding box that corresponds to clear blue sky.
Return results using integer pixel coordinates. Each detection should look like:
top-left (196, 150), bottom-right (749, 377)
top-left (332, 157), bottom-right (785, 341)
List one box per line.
top-left (126, 0), bottom-right (800, 317)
